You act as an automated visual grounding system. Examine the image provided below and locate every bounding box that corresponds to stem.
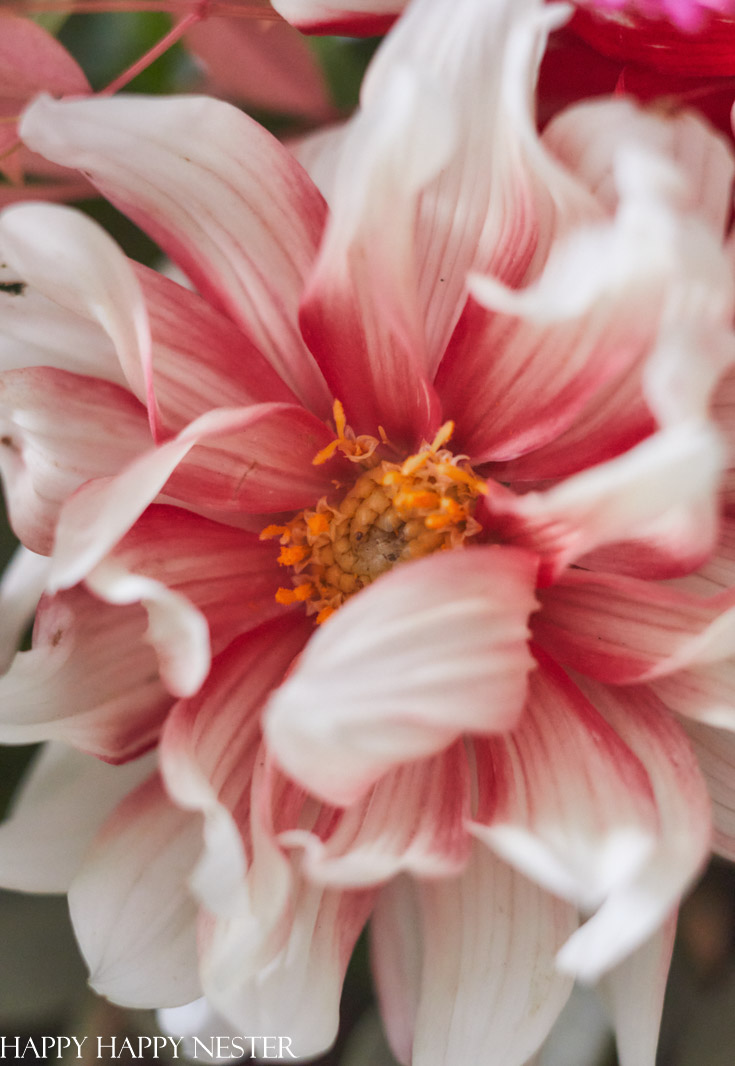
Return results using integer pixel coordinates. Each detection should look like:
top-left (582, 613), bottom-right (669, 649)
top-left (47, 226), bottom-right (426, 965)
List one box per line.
top-left (99, 9), bottom-right (200, 95)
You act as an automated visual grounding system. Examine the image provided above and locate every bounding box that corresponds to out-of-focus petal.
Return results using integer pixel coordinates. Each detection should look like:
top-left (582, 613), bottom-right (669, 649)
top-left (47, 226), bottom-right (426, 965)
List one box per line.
top-left (270, 0), bottom-right (402, 34)
top-left (680, 719), bottom-right (735, 861)
top-left (265, 546), bottom-right (538, 806)
top-left (187, 18), bottom-right (335, 122)
top-left (536, 570), bottom-right (735, 683)
top-left (471, 652), bottom-right (657, 909)
top-left (19, 94), bottom-right (331, 417)
top-left (0, 15), bottom-right (89, 99)
top-left (0, 743), bottom-right (153, 893)
top-left (556, 680), bottom-right (710, 981)
top-left (0, 585), bottom-right (173, 760)
top-left (69, 774), bottom-right (202, 1008)
top-left (393, 844), bottom-right (576, 1066)
top-left (0, 366), bottom-right (151, 555)
top-left (598, 917), bottom-right (677, 1066)
top-left (0, 545), bottom-right (49, 674)
top-left (370, 877), bottom-right (422, 1066)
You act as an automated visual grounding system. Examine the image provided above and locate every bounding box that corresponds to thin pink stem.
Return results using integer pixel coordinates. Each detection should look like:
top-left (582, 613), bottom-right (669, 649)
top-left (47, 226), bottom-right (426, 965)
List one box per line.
top-left (99, 9), bottom-right (201, 95)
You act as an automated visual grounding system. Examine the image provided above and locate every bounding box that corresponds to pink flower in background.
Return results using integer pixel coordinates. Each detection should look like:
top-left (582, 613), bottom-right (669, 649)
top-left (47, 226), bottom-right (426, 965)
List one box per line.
top-left (1, 0), bottom-right (735, 1062)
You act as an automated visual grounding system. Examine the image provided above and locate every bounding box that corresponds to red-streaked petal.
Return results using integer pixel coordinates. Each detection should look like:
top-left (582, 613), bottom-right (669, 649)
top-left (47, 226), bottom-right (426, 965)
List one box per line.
top-left (680, 719), bottom-right (735, 862)
top-left (19, 94), bottom-right (331, 417)
top-left (0, 203), bottom-right (155, 424)
top-left (105, 505), bottom-right (286, 656)
top-left (299, 61), bottom-right (445, 447)
top-left (536, 570), bottom-right (735, 684)
top-left (69, 773), bottom-right (201, 1008)
top-left (278, 742), bottom-right (472, 886)
top-left (484, 420), bottom-right (725, 584)
top-left (0, 743), bottom-right (153, 894)
top-left (0, 366), bottom-right (151, 555)
top-left (0, 545), bottom-right (49, 674)
top-left (265, 546), bottom-right (538, 806)
top-left (48, 403), bottom-right (337, 592)
top-left (599, 917), bottom-right (677, 1066)
top-left (471, 653), bottom-right (657, 909)
top-left (0, 585), bottom-right (172, 760)
top-left (136, 263), bottom-right (300, 431)
top-left (556, 680), bottom-right (710, 981)
top-left (400, 844), bottom-right (576, 1066)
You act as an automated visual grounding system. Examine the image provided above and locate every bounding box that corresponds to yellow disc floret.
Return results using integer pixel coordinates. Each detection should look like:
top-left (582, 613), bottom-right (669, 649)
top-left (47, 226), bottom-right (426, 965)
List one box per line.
top-left (261, 404), bottom-right (487, 623)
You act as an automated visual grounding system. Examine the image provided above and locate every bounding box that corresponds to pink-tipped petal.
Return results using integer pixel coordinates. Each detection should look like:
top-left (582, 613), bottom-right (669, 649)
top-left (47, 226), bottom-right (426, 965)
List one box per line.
top-left (536, 570), bottom-right (735, 684)
top-left (265, 546), bottom-right (538, 806)
top-left (407, 844), bottom-right (576, 1066)
top-left (556, 681), bottom-right (710, 981)
top-left (19, 94), bottom-right (331, 416)
top-left (599, 917), bottom-right (677, 1066)
top-left (0, 743), bottom-right (153, 893)
top-left (471, 653), bottom-right (657, 909)
top-left (0, 585), bottom-right (173, 760)
top-left (0, 545), bottom-right (50, 674)
top-left (0, 203), bottom-right (155, 420)
top-left (0, 366), bottom-right (151, 555)
top-left (48, 403), bottom-right (337, 592)
top-left (69, 774), bottom-right (202, 1008)
top-left (271, 0), bottom-right (402, 33)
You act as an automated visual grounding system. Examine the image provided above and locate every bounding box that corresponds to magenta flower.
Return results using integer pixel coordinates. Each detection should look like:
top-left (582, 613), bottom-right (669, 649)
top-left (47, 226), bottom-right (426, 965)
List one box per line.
top-left (1, 0), bottom-right (735, 1061)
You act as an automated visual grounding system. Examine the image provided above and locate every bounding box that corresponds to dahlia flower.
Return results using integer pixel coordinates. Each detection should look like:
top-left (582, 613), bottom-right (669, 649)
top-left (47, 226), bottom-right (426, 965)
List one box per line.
top-left (1, 0), bottom-right (735, 1062)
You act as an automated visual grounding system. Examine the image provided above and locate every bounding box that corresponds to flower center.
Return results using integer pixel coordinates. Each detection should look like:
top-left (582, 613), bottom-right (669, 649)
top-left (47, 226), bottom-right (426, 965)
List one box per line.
top-left (262, 403), bottom-right (487, 624)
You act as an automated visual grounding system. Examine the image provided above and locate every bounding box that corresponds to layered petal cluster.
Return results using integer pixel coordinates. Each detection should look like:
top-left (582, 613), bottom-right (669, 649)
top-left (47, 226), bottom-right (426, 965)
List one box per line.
top-left (2, 0), bottom-right (735, 1063)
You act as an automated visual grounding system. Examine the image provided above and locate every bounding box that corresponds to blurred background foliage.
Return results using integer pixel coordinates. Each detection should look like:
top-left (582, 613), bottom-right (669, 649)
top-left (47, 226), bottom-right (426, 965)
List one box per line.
top-left (1, 9), bottom-right (735, 1066)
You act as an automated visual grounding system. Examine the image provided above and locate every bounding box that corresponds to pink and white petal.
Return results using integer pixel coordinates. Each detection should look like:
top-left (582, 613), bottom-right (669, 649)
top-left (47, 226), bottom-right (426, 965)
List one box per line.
top-left (199, 877), bottom-right (374, 1060)
top-left (0, 743), bottom-right (153, 894)
top-left (20, 94), bottom-right (331, 417)
top-left (363, 0), bottom-right (593, 376)
top-left (0, 545), bottom-right (50, 674)
top-left (556, 680), bottom-right (710, 981)
top-left (0, 366), bottom-right (151, 555)
top-left (161, 616), bottom-right (312, 920)
top-left (0, 280), bottom-right (126, 386)
top-left (0, 203), bottom-right (155, 424)
top-left (279, 742), bottom-right (472, 886)
top-left (713, 366), bottom-right (735, 511)
top-left (157, 998), bottom-right (242, 1062)
top-left (289, 122), bottom-right (347, 204)
top-left (598, 916), bottom-right (677, 1066)
top-left (48, 402), bottom-right (337, 592)
top-left (106, 505), bottom-right (286, 655)
top-left (270, 0), bottom-right (402, 34)
top-left (135, 264), bottom-right (299, 431)
top-left (470, 653), bottom-right (657, 910)
top-left (85, 559), bottom-right (210, 700)
top-left (408, 844), bottom-right (576, 1066)
top-left (535, 571), bottom-right (735, 685)
top-left (679, 719), bottom-right (735, 862)
top-left (299, 62), bottom-right (447, 446)
top-left (370, 876), bottom-right (423, 1066)
top-left (484, 419), bottom-right (725, 584)
top-left (68, 773), bottom-right (202, 1008)
top-left (544, 98), bottom-right (735, 237)
top-left (265, 546), bottom-right (538, 807)
top-left (0, 585), bottom-right (173, 760)
top-left (187, 18), bottom-right (335, 122)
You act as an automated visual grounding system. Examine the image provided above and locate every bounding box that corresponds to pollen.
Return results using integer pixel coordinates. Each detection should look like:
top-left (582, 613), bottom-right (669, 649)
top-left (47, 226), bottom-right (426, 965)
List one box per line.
top-left (262, 406), bottom-right (487, 623)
